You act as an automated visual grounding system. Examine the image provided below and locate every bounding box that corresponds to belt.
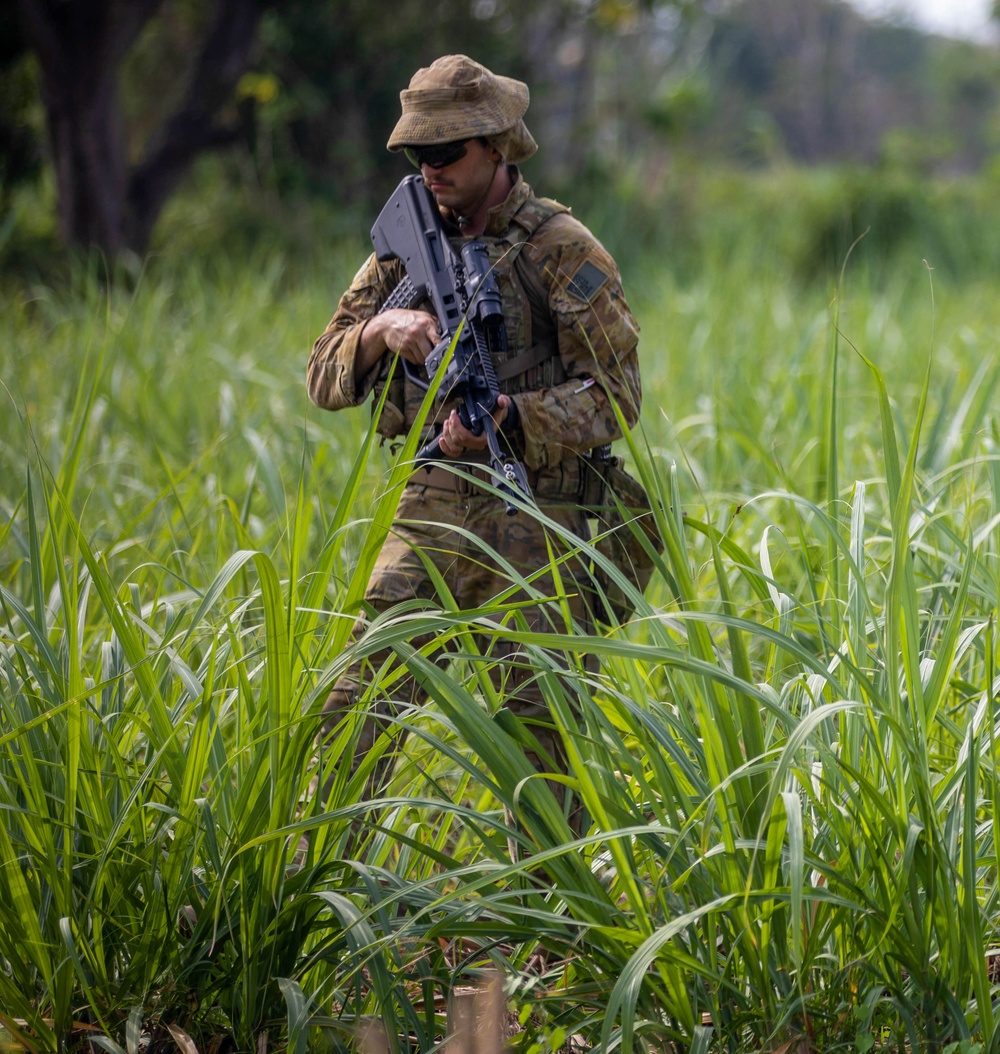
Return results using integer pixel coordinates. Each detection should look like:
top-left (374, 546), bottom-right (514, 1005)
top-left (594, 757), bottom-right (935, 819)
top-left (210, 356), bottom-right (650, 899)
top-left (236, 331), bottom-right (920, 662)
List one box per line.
top-left (414, 460), bottom-right (585, 500)
top-left (416, 463), bottom-right (500, 495)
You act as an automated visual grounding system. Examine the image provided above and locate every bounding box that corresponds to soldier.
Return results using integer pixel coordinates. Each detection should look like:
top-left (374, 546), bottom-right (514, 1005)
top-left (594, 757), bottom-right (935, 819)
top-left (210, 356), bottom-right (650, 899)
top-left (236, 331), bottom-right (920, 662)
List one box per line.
top-left (307, 54), bottom-right (642, 810)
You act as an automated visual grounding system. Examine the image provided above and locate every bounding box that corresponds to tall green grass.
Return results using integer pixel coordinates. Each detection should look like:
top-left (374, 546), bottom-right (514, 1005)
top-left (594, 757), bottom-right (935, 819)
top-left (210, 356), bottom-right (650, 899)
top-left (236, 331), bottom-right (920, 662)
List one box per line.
top-left (3, 208), bottom-right (1000, 1053)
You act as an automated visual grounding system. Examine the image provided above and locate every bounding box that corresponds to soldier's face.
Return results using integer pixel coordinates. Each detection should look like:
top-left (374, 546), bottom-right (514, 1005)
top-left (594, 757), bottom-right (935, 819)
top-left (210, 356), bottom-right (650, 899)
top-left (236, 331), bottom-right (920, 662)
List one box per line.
top-left (420, 138), bottom-right (502, 213)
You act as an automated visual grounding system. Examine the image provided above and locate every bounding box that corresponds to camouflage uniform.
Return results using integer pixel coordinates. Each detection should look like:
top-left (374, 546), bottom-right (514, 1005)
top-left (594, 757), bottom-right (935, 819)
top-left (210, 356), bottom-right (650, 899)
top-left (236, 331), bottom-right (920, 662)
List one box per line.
top-left (307, 56), bottom-right (641, 797)
top-left (308, 174), bottom-right (641, 471)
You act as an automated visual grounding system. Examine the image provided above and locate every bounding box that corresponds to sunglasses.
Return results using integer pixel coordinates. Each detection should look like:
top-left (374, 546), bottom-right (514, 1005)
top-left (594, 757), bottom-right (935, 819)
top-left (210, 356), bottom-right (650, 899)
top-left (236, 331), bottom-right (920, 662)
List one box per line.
top-left (404, 139), bottom-right (473, 170)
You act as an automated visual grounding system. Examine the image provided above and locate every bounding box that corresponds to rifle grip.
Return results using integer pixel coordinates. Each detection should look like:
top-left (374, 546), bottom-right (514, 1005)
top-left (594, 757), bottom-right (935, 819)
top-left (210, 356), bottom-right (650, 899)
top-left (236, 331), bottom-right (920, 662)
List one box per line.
top-left (414, 432), bottom-right (444, 468)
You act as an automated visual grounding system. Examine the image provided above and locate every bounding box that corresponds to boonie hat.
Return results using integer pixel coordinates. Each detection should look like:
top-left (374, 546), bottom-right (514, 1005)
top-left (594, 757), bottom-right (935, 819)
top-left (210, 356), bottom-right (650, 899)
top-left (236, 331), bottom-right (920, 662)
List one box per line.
top-left (387, 54), bottom-right (538, 163)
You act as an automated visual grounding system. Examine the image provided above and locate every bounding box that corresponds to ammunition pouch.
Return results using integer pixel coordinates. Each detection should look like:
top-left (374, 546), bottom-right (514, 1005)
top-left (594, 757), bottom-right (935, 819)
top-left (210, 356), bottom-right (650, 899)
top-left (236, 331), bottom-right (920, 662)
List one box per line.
top-left (579, 449), bottom-right (663, 623)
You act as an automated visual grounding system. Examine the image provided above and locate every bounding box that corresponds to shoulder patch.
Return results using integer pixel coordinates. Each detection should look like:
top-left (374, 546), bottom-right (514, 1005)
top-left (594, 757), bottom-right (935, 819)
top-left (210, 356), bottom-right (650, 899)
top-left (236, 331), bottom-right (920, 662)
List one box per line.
top-left (564, 260), bottom-right (611, 303)
top-left (566, 259), bottom-right (610, 303)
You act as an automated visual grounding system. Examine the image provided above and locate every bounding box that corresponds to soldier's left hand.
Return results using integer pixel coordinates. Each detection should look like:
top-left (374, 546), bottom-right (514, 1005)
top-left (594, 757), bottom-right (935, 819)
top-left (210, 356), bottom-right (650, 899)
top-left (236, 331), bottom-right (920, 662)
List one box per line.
top-left (438, 395), bottom-right (511, 458)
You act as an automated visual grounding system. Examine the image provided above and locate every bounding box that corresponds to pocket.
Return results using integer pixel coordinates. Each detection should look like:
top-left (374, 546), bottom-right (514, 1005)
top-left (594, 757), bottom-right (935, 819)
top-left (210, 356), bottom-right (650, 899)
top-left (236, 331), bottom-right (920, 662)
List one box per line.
top-left (587, 458), bottom-right (664, 622)
top-left (532, 456), bottom-right (584, 501)
top-left (396, 482), bottom-right (430, 516)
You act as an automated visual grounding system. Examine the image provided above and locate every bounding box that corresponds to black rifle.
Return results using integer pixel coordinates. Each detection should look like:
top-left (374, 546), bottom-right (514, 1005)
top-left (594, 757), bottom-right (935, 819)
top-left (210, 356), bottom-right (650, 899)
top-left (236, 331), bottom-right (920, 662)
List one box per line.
top-left (370, 174), bottom-right (533, 515)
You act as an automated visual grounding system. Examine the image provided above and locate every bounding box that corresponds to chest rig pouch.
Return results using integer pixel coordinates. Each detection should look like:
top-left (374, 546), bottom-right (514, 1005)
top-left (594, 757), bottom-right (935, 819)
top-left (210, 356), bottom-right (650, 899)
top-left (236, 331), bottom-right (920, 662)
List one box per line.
top-left (369, 195), bottom-right (572, 441)
top-left (484, 195), bottom-right (569, 396)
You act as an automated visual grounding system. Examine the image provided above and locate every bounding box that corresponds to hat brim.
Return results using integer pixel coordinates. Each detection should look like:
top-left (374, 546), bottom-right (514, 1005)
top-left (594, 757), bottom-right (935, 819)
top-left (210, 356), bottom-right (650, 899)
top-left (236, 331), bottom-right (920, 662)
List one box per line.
top-left (387, 73), bottom-right (529, 150)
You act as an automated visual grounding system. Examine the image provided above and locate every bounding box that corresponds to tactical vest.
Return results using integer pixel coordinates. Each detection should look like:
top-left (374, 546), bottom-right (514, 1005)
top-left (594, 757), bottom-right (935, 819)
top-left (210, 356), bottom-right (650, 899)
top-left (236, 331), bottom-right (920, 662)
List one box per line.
top-left (371, 194), bottom-right (569, 440)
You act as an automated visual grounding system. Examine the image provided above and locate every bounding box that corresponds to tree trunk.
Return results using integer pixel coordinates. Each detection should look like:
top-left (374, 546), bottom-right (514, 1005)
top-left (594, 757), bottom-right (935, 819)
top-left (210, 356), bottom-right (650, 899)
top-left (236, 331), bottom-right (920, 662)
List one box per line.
top-left (18, 0), bottom-right (139, 250)
top-left (17, 0), bottom-right (263, 255)
top-left (45, 74), bottom-right (129, 251)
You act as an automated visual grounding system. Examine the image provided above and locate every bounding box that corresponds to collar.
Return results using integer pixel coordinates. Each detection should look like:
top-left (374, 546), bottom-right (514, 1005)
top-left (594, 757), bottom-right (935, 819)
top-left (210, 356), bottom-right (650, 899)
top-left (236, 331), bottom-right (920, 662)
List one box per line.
top-left (481, 167), bottom-right (532, 237)
top-left (441, 166), bottom-right (533, 239)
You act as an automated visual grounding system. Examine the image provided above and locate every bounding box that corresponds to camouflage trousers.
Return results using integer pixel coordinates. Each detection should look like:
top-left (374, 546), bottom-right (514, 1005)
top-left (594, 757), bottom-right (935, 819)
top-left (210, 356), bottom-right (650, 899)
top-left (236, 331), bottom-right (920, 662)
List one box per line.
top-left (322, 464), bottom-right (596, 826)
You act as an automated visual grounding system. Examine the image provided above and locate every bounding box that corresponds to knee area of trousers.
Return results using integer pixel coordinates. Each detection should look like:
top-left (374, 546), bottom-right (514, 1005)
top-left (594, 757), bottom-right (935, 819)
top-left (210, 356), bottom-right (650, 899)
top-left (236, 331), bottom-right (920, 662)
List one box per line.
top-left (319, 687), bottom-right (359, 740)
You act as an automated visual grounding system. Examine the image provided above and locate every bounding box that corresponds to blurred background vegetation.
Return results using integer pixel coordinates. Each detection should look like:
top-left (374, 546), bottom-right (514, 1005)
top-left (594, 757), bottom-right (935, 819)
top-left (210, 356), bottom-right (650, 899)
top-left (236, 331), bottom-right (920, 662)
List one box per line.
top-left (3, 0), bottom-right (1000, 284)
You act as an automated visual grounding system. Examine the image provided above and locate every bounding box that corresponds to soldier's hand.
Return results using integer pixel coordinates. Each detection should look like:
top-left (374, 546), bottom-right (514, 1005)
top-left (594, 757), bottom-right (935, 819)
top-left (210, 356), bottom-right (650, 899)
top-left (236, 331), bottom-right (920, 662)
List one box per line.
top-left (367, 309), bottom-right (440, 365)
top-left (438, 396), bottom-right (511, 458)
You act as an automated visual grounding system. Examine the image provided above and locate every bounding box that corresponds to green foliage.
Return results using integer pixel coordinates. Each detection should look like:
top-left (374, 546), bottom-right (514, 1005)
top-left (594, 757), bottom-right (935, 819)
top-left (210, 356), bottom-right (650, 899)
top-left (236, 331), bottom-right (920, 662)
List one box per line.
top-left (5, 175), bottom-right (1000, 1052)
top-left (556, 159), bottom-right (1000, 291)
top-left (244, 0), bottom-right (537, 209)
top-left (699, 0), bottom-right (1000, 172)
top-left (0, 50), bottom-right (43, 199)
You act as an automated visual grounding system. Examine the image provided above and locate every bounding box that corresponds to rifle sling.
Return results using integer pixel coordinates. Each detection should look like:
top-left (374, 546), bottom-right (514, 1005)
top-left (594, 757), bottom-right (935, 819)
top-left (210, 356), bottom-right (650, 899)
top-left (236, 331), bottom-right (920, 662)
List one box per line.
top-left (494, 339), bottom-right (559, 382)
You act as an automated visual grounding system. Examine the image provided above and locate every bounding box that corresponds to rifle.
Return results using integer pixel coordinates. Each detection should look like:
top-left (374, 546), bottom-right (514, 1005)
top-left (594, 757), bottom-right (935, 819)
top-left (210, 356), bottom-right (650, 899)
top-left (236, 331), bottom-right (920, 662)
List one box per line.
top-left (370, 174), bottom-right (533, 515)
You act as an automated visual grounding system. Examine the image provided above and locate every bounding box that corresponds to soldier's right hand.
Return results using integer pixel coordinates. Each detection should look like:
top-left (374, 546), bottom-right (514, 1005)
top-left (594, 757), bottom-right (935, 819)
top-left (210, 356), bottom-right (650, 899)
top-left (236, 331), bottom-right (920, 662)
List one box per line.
top-left (367, 309), bottom-right (440, 366)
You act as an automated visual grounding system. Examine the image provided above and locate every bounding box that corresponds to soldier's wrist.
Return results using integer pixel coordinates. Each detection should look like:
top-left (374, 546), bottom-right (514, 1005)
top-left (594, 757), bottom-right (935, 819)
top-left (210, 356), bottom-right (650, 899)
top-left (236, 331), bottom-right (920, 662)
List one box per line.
top-left (500, 398), bottom-right (521, 440)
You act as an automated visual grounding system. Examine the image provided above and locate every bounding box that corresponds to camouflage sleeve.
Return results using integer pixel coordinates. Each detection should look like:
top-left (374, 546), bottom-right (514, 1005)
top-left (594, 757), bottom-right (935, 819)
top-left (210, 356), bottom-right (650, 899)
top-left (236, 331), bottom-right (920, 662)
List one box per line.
top-left (514, 217), bottom-right (642, 471)
top-left (306, 253), bottom-right (397, 411)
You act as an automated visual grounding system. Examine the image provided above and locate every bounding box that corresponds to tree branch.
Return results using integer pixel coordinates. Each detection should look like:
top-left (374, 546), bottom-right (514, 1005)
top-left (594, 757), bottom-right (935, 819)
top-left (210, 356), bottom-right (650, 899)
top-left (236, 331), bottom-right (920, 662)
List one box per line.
top-left (127, 0), bottom-right (264, 247)
top-left (107, 0), bottom-right (169, 65)
top-left (16, 0), bottom-right (165, 81)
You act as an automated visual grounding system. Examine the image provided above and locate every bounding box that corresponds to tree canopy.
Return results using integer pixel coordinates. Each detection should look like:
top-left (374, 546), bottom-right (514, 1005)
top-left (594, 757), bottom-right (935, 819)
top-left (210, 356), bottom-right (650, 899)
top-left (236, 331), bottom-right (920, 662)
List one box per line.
top-left (5, 0), bottom-right (1000, 256)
